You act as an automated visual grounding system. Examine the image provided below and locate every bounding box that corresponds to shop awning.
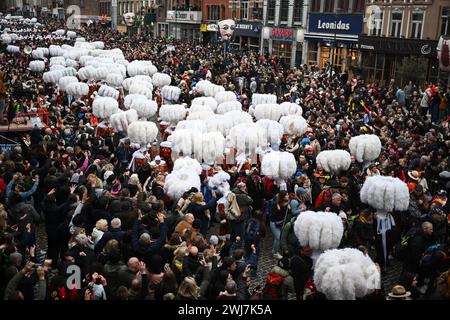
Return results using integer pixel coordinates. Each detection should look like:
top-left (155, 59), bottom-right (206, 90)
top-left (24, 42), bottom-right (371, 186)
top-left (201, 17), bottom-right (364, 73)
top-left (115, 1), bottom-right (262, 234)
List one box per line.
top-left (358, 35), bottom-right (437, 58)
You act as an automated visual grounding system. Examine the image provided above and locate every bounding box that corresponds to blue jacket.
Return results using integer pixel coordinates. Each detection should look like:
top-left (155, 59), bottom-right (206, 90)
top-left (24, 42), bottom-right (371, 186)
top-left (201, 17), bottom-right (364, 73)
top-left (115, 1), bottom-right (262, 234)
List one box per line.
top-left (6, 179), bottom-right (38, 200)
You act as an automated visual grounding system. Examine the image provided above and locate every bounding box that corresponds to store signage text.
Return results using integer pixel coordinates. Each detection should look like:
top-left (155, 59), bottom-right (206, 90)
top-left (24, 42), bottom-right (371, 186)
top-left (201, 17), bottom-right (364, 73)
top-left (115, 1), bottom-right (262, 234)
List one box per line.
top-left (271, 28), bottom-right (295, 41)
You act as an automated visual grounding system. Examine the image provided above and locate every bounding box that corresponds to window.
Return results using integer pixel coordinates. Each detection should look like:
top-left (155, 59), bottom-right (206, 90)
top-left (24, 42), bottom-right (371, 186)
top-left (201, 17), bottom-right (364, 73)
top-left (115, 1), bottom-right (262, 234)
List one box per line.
top-left (267, 0), bottom-right (276, 21)
top-left (240, 0), bottom-right (248, 20)
top-left (411, 12), bottom-right (423, 39)
top-left (353, 0), bottom-right (365, 13)
top-left (310, 0), bottom-right (320, 12)
top-left (324, 0), bottom-right (334, 13)
top-left (211, 5), bottom-right (220, 21)
top-left (280, 0), bottom-right (289, 21)
top-left (442, 8), bottom-right (450, 36)
top-left (293, 0), bottom-right (303, 23)
top-left (370, 11), bottom-right (383, 36)
top-left (232, 1), bottom-right (237, 19)
top-left (391, 12), bottom-right (402, 37)
top-left (339, 0), bottom-right (349, 12)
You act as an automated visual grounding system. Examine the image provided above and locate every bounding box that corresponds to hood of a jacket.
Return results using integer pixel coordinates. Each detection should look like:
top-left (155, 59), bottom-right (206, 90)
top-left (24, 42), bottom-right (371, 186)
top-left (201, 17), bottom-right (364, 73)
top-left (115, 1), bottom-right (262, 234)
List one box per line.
top-left (91, 228), bottom-right (104, 240)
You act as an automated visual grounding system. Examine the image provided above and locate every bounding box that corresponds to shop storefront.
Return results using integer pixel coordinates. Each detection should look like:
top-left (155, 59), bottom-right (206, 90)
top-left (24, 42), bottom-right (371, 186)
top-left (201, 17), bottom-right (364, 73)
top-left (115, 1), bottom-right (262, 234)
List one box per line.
top-left (201, 23), bottom-right (218, 44)
top-left (166, 10), bottom-right (202, 41)
top-left (262, 27), bottom-right (304, 68)
top-left (231, 21), bottom-right (262, 51)
top-left (305, 13), bottom-right (363, 73)
top-left (358, 35), bottom-right (439, 86)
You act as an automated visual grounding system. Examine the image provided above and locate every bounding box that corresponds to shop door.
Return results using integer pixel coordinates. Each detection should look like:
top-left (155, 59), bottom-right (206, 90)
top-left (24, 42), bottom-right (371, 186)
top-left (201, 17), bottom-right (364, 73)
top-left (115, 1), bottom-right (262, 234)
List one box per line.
top-left (320, 47), bottom-right (330, 69)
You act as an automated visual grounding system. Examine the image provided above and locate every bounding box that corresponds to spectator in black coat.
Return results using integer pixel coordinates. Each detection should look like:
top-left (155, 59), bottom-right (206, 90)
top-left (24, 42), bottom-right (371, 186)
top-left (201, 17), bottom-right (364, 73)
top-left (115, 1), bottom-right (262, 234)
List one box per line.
top-left (131, 212), bottom-right (168, 263)
top-left (403, 222), bottom-right (435, 274)
top-left (291, 245), bottom-right (313, 299)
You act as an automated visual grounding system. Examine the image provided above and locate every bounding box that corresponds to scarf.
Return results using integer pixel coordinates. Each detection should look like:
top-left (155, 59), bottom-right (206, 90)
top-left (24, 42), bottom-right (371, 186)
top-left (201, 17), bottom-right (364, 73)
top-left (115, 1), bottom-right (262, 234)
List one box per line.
top-left (376, 210), bottom-right (395, 266)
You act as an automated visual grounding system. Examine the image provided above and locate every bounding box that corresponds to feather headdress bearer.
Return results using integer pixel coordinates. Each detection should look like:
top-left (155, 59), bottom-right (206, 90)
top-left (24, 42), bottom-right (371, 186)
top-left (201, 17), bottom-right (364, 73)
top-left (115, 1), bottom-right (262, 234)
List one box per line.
top-left (316, 150), bottom-right (351, 176)
top-left (164, 159), bottom-right (201, 201)
top-left (126, 121), bottom-right (158, 172)
top-left (360, 176), bottom-right (409, 267)
top-left (293, 211), bottom-right (344, 266)
top-left (314, 248), bottom-right (381, 300)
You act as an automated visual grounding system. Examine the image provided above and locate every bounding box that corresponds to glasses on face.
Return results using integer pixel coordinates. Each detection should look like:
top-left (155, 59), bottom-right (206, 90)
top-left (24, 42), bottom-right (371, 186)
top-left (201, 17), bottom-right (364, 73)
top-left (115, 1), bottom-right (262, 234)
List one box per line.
top-left (221, 25), bottom-right (235, 31)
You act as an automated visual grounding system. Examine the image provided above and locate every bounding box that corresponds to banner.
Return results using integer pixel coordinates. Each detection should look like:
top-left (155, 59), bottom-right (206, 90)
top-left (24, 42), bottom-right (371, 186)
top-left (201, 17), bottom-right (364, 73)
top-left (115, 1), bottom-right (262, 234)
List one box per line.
top-left (308, 13), bottom-right (363, 36)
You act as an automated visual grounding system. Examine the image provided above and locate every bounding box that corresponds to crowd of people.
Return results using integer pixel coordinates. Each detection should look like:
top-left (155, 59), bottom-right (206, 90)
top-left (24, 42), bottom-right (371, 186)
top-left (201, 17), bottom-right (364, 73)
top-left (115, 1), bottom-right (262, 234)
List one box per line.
top-left (0, 15), bottom-right (449, 301)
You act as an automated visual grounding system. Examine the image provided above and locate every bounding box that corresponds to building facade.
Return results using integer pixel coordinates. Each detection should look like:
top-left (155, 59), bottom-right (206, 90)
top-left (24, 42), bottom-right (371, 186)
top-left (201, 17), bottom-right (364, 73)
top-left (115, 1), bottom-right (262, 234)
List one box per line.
top-left (358, 0), bottom-right (449, 85)
top-left (163, 0), bottom-right (202, 41)
top-left (304, 0), bottom-right (365, 73)
top-left (261, 0), bottom-right (307, 68)
top-left (201, 0), bottom-right (230, 44)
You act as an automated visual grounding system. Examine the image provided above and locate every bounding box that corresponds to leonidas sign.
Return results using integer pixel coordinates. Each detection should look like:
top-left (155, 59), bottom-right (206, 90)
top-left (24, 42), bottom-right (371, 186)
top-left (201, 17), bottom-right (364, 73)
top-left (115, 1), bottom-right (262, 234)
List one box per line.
top-left (308, 13), bottom-right (363, 36)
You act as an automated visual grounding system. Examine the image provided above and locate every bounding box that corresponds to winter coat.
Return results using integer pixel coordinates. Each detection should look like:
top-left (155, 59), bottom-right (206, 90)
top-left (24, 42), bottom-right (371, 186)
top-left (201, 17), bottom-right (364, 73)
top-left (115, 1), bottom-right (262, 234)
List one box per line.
top-left (351, 216), bottom-right (375, 246)
top-left (422, 215), bottom-right (448, 244)
top-left (403, 230), bottom-right (435, 273)
top-left (95, 228), bottom-right (125, 253)
top-left (280, 217), bottom-right (299, 256)
top-left (9, 202), bottom-right (41, 225)
top-left (245, 175), bottom-right (265, 210)
top-left (231, 187), bottom-right (253, 222)
top-left (269, 266), bottom-right (295, 300)
top-left (186, 198), bottom-right (216, 224)
top-left (131, 220), bottom-right (168, 261)
top-left (291, 254), bottom-right (313, 297)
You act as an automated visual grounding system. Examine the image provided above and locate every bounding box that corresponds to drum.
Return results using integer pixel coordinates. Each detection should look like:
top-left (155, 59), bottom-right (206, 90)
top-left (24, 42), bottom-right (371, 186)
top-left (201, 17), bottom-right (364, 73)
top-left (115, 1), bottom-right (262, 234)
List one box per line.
top-left (160, 121), bottom-right (170, 134)
top-left (96, 125), bottom-right (113, 138)
top-left (135, 157), bottom-right (148, 168)
top-left (151, 163), bottom-right (168, 175)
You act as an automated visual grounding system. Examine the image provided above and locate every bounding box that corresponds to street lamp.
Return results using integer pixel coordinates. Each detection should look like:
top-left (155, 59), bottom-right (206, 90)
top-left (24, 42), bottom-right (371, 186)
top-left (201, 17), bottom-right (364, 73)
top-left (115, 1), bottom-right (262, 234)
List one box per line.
top-left (330, 3), bottom-right (342, 79)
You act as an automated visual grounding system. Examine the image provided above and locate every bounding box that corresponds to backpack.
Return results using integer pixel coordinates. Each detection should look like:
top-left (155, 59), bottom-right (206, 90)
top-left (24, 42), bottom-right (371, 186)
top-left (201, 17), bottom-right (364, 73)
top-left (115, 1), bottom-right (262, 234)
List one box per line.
top-left (244, 218), bottom-right (260, 244)
top-left (224, 192), bottom-right (241, 221)
top-left (314, 188), bottom-right (333, 209)
top-left (420, 244), bottom-right (448, 269)
top-left (392, 228), bottom-right (417, 261)
top-left (263, 272), bottom-right (285, 300)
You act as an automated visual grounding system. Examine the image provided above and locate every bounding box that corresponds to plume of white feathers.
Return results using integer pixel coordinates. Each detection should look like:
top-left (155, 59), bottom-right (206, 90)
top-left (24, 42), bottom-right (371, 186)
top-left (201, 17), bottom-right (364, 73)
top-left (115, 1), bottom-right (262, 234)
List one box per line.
top-left (279, 115), bottom-right (308, 136)
top-left (256, 119), bottom-right (284, 146)
top-left (161, 85), bottom-right (181, 103)
top-left (127, 121), bottom-right (158, 146)
top-left (261, 151), bottom-right (297, 180)
top-left (349, 134), bottom-right (382, 163)
top-left (252, 93), bottom-right (277, 106)
top-left (360, 176), bottom-right (409, 212)
top-left (191, 97), bottom-right (218, 113)
top-left (316, 150), bottom-right (351, 174)
top-left (92, 97), bottom-right (119, 119)
top-left (314, 248), bottom-right (381, 300)
top-left (152, 72), bottom-right (171, 88)
top-left (66, 82), bottom-right (89, 97)
top-left (109, 109), bottom-right (138, 133)
top-left (164, 169), bottom-right (201, 201)
top-left (159, 104), bottom-right (187, 124)
top-left (293, 211), bottom-right (344, 251)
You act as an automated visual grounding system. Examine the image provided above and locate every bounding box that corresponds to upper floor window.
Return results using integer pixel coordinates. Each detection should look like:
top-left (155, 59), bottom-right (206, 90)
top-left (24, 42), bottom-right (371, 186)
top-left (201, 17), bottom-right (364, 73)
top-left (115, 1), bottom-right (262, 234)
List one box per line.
top-left (411, 12), bottom-right (423, 39)
top-left (391, 12), bottom-right (402, 38)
